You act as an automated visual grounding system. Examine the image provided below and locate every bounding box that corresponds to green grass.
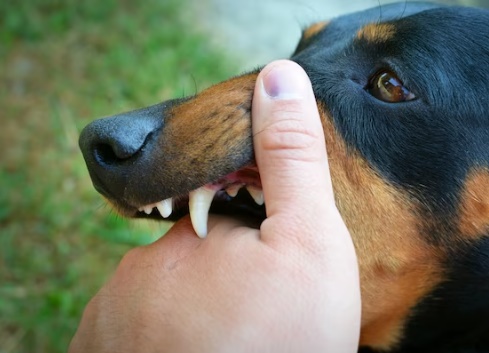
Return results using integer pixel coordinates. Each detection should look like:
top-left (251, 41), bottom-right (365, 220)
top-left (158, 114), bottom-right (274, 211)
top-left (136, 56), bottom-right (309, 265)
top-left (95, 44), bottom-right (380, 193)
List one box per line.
top-left (0, 0), bottom-right (238, 352)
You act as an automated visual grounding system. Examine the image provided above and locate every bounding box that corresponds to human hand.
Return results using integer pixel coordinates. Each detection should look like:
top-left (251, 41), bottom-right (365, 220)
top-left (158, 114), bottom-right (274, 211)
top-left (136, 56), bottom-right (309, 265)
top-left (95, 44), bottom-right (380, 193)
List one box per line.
top-left (69, 60), bottom-right (361, 353)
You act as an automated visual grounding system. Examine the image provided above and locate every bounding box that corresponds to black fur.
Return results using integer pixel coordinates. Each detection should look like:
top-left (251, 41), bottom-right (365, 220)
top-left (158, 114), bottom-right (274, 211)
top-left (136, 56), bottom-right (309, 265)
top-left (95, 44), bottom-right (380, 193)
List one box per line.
top-left (294, 4), bottom-right (489, 228)
top-left (291, 3), bottom-right (489, 352)
top-left (79, 3), bottom-right (489, 352)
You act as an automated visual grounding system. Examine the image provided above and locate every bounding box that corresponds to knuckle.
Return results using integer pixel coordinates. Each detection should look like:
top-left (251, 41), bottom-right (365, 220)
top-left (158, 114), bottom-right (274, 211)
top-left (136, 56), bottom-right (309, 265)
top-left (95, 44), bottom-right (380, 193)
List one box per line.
top-left (120, 247), bottom-right (145, 267)
top-left (83, 294), bottom-right (99, 315)
top-left (116, 246), bottom-right (153, 278)
top-left (257, 113), bottom-right (322, 159)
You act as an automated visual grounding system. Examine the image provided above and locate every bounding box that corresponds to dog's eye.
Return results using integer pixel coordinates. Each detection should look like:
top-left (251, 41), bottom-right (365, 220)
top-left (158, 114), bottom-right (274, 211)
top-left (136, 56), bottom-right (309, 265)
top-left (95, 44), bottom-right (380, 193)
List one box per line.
top-left (368, 70), bottom-right (416, 103)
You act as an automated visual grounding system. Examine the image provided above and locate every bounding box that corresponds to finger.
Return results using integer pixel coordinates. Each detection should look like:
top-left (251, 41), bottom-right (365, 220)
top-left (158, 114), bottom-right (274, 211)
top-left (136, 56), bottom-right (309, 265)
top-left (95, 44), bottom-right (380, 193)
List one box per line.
top-left (252, 60), bottom-right (336, 238)
top-left (252, 61), bottom-right (361, 350)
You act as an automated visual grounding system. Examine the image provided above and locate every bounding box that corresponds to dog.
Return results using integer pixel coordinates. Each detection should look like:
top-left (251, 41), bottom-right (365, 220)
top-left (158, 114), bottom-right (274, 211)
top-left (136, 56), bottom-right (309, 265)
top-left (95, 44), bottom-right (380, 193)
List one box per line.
top-left (79, 2), bottom-right (489, 352)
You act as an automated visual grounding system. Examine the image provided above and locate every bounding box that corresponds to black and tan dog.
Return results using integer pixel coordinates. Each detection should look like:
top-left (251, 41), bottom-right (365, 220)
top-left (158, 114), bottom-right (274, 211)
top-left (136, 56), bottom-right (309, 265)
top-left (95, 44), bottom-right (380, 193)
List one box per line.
top-left (79, 2), bottom-right (489, 352)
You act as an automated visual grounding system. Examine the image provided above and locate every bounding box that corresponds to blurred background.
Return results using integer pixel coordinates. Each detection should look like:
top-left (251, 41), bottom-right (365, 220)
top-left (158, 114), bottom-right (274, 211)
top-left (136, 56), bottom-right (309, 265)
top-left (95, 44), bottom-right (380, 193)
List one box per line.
top-left (1, 0), bottom-right (486, 352)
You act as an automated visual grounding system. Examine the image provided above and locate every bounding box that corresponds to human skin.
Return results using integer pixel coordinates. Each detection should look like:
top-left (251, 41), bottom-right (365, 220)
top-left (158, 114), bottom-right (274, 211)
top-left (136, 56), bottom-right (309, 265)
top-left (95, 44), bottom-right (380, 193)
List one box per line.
top-left (69, 60), bottom-right (361, 353)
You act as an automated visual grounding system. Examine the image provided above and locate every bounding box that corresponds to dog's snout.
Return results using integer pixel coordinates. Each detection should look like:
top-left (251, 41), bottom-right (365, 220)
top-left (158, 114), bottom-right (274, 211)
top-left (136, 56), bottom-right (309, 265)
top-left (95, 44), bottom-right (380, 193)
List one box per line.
top-left (79, 103), bottom-right (165, 199)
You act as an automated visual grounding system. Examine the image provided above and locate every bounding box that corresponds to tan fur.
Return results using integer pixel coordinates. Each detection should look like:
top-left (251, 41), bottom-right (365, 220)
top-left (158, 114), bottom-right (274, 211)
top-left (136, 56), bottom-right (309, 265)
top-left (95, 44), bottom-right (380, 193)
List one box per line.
top-left (318, 104), bottom-right (444, 350)
top-left (357, 23), bottom-right (396, 43)
top-left (303, 21), bottom-right (329, 40)
top-left (459, 169), bottom-right (489, 239)
top-left (161, 73), bottom-right (257, 187)
top-left (160, 73), bottom-right (445, 350)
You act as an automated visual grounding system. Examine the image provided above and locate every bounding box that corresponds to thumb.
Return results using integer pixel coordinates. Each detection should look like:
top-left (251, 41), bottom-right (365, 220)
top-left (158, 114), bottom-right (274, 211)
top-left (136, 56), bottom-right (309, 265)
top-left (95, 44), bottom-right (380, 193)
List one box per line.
top-left (252, 61), bottom-right (361, 351)
top-left (252, 60), bottom-right (335, 238)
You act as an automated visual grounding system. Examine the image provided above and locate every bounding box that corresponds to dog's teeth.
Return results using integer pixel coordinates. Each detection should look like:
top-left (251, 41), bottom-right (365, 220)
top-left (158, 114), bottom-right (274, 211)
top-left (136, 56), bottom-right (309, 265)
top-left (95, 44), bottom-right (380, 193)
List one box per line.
top-left (225, 184), bottom-right (242, 197)
top-left (156, 198), bottom-right (173, 218)
top-left (143, 205), bottom-right (154, 214)
top-left (189, 186), bottom-right (217, 238)
top-left (246, 186), bottom-right (264, 205)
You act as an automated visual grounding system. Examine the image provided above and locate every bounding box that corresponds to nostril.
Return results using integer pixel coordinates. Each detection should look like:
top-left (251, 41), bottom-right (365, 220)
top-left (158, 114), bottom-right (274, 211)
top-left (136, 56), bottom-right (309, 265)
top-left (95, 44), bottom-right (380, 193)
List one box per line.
top-left (92, 130), bottom-right (154, 166)
top-left (79, 102), bottom-right (169, 201)
top-left (94, 143), bottom-right (125, 166)
top-left (80, 102), bottom-right (166, 171)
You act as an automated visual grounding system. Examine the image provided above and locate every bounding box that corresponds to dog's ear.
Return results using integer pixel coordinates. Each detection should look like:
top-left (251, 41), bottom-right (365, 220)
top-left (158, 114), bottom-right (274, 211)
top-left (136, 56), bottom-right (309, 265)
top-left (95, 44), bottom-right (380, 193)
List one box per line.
top-left (458, 169), bottom-right (489, 240)
top-left (293, 21), bottom-right (329, 55)
top-left (302, 21), bottom-right (329, 41)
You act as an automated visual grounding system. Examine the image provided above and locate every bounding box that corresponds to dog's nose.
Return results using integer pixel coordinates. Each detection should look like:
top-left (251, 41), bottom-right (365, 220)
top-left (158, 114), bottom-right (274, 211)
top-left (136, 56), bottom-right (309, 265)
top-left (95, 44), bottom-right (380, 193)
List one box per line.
top-left (79, 103), bottom-right (164, 199)
top-left (80, 107), bottom-right (160, 165)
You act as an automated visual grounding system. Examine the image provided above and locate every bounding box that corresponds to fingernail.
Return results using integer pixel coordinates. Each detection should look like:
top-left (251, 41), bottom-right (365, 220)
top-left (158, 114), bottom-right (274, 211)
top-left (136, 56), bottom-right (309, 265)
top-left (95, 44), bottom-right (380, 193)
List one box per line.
top-left (262, 62), bottom-right (308, 99)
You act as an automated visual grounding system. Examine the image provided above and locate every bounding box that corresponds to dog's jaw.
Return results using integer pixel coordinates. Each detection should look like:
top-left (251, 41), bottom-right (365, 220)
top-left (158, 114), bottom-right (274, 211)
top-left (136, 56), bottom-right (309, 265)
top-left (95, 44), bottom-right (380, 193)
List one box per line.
top-left (136, 166), bottom-right (263, 237)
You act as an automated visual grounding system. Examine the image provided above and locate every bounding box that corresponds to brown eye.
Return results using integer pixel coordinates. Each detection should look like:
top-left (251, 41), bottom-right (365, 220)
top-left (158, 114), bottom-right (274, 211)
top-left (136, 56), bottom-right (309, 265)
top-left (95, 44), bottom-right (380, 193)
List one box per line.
top-left (368, 70), bottom-right (416, 103)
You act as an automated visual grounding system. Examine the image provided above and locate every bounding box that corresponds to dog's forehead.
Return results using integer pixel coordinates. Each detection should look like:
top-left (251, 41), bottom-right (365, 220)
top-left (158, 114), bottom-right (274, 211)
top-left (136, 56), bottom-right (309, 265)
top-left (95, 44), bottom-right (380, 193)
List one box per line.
top-left (296, 2), bottom-right (441, 51)
top-left (298, 2), bottom-right (489, 56)
top-left (296, 4), bottom-right (489, 123)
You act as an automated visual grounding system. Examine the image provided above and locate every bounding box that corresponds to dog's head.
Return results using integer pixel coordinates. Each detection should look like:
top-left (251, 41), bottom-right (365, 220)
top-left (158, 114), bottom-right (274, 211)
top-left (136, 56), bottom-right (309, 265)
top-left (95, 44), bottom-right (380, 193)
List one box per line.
top-left (79, 3), bottom-right (489, 352)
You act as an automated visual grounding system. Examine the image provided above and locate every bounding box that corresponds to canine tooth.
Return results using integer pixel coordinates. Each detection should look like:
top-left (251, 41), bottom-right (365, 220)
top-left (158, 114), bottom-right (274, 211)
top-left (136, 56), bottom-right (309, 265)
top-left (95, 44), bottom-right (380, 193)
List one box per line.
top-left (156, 198), bottom-right (173, 218)
top-left (143, 205), bottom-right (154, 214)
top-left (226, 184), bottom-right (242, 197)
top-left (246, 186), bottom-right (264, 205)
top-left (189, 187), bottom-right (217, 238)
